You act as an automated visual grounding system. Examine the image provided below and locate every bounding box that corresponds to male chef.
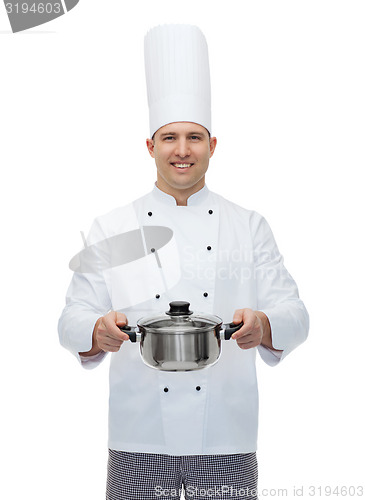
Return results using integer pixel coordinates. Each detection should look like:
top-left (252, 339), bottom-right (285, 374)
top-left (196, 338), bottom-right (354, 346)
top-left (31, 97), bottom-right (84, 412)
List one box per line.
top-left (58, 24), bottom-right (309, 500)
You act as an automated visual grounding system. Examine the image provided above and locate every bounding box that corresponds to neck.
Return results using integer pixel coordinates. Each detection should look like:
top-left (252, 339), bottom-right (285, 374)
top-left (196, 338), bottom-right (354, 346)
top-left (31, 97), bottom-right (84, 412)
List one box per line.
top-left (156, 178), bottom-right (205, 206)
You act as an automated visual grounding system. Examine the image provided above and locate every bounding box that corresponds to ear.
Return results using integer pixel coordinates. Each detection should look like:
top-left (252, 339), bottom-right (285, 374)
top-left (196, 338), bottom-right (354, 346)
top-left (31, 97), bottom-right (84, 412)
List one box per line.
top-left (209, 137), bottom-right (217, 158)
top-left (146, 138), bottom-right (155, 158)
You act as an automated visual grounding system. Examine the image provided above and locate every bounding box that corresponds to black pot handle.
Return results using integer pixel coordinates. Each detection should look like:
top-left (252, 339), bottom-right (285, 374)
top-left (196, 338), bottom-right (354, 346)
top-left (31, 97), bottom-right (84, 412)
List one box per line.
top-left (118, 325), bottom-right (138, 343)
top-left (221, 322), bottom-right (243, 340)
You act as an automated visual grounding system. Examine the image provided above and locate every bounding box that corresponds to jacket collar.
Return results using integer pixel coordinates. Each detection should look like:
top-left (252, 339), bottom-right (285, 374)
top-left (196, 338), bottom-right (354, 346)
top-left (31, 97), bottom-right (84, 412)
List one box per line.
top-left (151, 183), bottom-right (210, 206)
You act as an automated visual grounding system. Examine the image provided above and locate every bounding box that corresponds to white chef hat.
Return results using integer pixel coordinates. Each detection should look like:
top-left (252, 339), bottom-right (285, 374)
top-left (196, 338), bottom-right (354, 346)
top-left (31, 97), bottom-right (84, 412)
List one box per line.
top-left (144, 24), bottom-right (211, 138)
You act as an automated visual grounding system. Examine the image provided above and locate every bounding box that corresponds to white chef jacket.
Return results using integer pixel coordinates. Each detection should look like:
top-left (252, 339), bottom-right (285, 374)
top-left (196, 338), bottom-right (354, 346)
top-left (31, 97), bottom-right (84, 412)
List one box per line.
top-left (58, 184), bottom-right (309, 455)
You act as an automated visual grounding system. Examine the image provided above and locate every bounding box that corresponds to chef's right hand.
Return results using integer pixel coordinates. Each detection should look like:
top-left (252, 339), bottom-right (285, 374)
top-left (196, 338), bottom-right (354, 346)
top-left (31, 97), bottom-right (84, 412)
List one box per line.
top-left (93, 311), bottom-right (130, 353)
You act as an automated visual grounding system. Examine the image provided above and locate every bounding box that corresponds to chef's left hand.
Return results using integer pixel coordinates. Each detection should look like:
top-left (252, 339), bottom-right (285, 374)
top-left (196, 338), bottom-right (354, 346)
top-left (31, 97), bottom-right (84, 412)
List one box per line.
top-left (231, 308), bottom-right (265, 350)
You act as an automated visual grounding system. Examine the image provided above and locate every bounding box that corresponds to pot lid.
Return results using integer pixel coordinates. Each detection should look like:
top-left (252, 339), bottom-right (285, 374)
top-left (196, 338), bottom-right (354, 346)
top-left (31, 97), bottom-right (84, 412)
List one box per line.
top-left (137, 301), bottom-right (222, 333)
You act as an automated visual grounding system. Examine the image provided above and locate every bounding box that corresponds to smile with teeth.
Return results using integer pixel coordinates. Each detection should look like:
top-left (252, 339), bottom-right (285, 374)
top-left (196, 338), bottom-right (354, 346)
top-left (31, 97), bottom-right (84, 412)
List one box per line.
top-left (172, 163), bottom-right (193, 169)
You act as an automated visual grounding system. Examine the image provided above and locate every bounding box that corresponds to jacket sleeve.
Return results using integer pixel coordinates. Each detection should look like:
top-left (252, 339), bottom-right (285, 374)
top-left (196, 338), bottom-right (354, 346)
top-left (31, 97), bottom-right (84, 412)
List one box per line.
top-left (250, 212), bottom-right (309, 366)
top-left (58, 218), bottom-right (112, 369)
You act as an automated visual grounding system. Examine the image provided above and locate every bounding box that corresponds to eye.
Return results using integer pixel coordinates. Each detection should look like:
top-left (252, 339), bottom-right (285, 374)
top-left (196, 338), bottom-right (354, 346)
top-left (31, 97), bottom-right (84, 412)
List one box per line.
top-left (190, 135), bottom-right (201, 141)
top-left (163, 136), bottom-right (175, 141)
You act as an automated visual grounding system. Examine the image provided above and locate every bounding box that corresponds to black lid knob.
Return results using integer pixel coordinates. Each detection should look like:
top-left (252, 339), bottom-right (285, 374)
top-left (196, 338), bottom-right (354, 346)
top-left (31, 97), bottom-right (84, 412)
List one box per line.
top-left (166, 301), bottom-right (193, 316)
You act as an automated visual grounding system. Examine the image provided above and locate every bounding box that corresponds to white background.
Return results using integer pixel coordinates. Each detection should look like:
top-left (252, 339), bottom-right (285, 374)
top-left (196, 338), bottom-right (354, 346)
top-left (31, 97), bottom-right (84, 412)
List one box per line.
top-left (1, 1), bottom-right (364, 499)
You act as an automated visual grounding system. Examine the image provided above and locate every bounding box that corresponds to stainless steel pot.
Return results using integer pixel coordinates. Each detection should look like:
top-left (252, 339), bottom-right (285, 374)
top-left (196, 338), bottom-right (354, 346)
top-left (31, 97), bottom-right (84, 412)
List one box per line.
top-left (119, 301), bottom-right (242, 371)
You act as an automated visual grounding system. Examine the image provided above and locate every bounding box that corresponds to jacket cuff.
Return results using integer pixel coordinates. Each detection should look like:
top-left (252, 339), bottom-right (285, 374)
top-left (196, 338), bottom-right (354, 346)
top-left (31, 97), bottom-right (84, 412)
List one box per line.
top-left (259, 302), bottom-right (309, 364)
top-left (79, 350), bottom-right (108, 370)
top-left (58, 311), bottom-right (102, 365)
top-left (257, 344), bottom-right (283, 367)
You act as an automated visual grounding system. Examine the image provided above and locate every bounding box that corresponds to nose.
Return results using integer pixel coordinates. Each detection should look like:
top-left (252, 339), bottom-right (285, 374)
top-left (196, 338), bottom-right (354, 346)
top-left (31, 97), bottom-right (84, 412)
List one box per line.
top-left (175, 138), bottom-right (190, 158)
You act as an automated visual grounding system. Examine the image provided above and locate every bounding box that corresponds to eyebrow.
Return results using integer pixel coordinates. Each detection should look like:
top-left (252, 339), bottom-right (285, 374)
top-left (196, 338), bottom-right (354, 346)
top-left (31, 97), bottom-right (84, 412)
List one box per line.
top-left (160, 132), bottom-right (205, 137)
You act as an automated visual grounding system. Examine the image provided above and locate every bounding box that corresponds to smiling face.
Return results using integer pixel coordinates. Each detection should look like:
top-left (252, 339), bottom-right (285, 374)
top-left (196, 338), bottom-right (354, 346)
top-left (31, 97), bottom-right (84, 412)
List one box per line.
top-left (146, 122), bottom-right (217, 205)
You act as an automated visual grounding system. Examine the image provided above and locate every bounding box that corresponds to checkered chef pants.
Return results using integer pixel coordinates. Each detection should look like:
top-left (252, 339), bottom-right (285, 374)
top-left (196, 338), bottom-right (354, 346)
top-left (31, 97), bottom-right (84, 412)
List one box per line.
top-left (106, 450), bottom-right (258, 500)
